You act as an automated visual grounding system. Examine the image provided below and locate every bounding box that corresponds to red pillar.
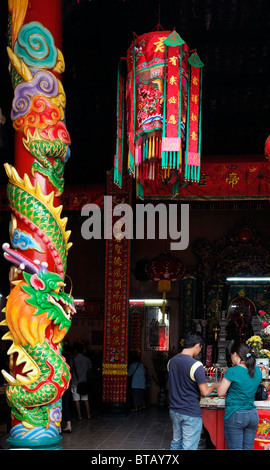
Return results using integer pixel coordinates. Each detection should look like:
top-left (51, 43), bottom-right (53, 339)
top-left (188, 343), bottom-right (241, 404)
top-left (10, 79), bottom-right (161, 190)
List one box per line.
top-left (4, 0), bottom-right (72, 447)
top-left (13, 0), bottom-right (63, 183)
top-left (11, 0), bottom-right (64, 272)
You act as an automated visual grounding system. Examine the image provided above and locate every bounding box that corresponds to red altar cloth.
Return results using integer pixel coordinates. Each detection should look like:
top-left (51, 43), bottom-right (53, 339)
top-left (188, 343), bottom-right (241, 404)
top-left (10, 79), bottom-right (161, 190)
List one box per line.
top-left (201, 406), bottom-right (270, 450)
top-left (254, 409), bottom-right (270, 450)
top-left (201, 407), bottom-right (226, 450)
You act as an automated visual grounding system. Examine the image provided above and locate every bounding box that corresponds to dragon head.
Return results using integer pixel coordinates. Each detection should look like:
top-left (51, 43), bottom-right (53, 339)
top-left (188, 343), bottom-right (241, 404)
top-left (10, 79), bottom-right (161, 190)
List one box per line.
top-left (1, 245), bottom-right (75, 387)
top-left (2, 244), bottom-right (76, 347)
top-left (22, 268), bottom-right (75, 335)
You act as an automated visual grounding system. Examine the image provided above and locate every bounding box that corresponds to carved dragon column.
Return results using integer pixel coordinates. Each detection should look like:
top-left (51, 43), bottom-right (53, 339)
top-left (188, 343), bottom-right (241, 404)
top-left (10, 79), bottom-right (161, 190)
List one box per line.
top-left (1, 0), bottom-right (75, 448)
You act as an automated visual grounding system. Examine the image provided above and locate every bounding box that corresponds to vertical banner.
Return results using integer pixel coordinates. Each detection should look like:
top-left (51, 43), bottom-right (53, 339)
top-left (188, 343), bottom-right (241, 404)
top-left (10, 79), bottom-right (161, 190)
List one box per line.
top-left (102, 173), bottom-right (131, 406)
top-left (114, 60), bottom-right (125, 187)
top-left (129, 302), bottom-right (144, 355)
top-left (127, 39), bottom-right (136, 177)
top-left (185, 51), bottom-right (204, 182)
top-left (162, 30), bottom-right (185, 178)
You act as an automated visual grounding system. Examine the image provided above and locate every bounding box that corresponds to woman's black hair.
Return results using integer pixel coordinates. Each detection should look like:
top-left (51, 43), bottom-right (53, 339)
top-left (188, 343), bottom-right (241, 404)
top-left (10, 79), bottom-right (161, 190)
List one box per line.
top-left (230, 342), bottom-right (255, 377)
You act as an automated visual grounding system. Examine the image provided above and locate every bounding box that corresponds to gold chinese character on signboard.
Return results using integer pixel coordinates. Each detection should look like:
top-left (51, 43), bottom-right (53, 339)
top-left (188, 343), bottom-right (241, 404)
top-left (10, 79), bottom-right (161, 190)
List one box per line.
top-left (112, 325), bottom-right (120, 334)
top-left (169, 75), bottom-right (177, 85)
top-left (169, 96), bottom-right (177, 104)
top-left (114, 244), bottom-right (122, 254)
top-left (199, 172), bottom-right (208, 186)
top-left (112, 314), bottom-right (121, 323)
top-left (169, 56), bottom-right (178, 66)
top-left (226, 172), bottom-right (240, 187)
top-left (113, 290), bottom-right (121, 300)
top-left (113, 256), bottom-right (122, 266)
top-left (113, 268), bottom-right (122, 277)
top-left (113, 279), bottom-right (122, 288)
top-left (112, 302), bottom-right (122, 312)
top-left (114, 221), bottom-right (122, 231)
top-left (191, 112), bottom-right (198, 122)
top-left (168, 114), bottom-right (177, 124)
top-left (153, 37), bottom-right (167, 52)
top-left (191, 131), bottom-right (198, 141)
top-left (192, 76), bottom-right (199, 86)
top-left (191, 94), bottom-right (198, 104)
top-left (112, 336), bottom-right (120, 346)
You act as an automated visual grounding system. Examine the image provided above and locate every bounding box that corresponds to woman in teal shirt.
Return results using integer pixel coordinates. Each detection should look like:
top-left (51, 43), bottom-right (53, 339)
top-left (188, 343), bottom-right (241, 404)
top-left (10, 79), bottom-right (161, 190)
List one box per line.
top-left (217, 342), bottom-right (262, 450)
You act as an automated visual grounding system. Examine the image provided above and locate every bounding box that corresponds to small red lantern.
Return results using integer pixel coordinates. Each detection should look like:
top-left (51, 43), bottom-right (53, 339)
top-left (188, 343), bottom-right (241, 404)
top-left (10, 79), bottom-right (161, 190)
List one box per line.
top-left (145, 252), bottom-right (185, 322)
top-left (265, 134), bottom-right (270, 160)
top-left (239, 228), bottom-right (253, 242)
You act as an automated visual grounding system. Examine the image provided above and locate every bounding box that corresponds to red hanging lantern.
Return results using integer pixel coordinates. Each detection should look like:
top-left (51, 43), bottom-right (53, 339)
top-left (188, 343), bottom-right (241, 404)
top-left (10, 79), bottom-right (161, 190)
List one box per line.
top-left (265, 134), bottom-right (270, 160)
top-left (114, 29), bottom-right (204, 197)
top-left (145, 252), bottom-right (185, 321)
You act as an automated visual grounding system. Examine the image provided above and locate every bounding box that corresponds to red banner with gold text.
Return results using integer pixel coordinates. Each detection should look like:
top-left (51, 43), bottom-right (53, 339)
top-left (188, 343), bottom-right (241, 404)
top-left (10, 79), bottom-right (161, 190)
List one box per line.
top-left (102, 174), bottom-right (131, 404)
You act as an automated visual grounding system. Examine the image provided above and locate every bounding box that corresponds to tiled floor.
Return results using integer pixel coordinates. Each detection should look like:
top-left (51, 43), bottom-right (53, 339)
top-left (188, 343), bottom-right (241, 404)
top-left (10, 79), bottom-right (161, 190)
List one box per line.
top-left (61, 407), bottom-right (173, 450)
top-left (0, 406), bottom-right (213, 450)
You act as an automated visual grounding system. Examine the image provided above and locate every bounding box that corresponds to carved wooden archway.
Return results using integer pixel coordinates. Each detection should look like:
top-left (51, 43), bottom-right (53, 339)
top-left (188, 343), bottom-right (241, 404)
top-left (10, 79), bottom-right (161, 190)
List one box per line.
top-left (194, 221), bottom-right (270, 283)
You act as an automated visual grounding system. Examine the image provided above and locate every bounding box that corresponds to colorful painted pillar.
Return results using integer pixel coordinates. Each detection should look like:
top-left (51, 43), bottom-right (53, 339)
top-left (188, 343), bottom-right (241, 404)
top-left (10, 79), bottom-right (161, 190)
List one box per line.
top-left (1, 0), bottom-right (74, 447)
top-left (102, 172), bottom-right (131, 412)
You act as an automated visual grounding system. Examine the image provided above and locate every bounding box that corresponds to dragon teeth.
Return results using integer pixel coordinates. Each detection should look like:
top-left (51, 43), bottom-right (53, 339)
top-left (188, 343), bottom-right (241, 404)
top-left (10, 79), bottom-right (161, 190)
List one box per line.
top-left (21, 362), bottom-right (34, 374)
top-left (1, 369), bottom-right (16, 384)
top-left (2, 368), bottom-right (36, 385)
top-left (16, 374), bottom-right (32, 384)
top-left (4, 341), bottom-right (38, 384)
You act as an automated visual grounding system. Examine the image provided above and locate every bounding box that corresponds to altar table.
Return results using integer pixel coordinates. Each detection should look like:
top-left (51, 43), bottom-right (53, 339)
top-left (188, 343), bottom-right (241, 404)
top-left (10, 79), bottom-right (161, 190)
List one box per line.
top-left (200, 396), bottom-right (270, 450)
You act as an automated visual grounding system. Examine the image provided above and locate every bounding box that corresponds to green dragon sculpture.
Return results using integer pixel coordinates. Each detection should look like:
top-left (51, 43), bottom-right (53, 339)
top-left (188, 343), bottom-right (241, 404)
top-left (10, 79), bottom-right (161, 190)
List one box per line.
top-left (3, 0), bottom-right (74, 447)
top-left (1, 245), bottom-right (75, 439)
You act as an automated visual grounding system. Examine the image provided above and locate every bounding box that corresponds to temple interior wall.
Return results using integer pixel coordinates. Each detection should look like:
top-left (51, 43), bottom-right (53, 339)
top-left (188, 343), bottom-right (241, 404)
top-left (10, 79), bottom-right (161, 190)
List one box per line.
top-left (0, 206), bottom-right (269, 403)
top-left (61, 205), bottom-right (270, 403)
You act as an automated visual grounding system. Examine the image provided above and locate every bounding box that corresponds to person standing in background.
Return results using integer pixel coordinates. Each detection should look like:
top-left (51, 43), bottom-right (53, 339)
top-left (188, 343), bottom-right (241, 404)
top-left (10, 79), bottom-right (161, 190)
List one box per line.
top-left (128, 355), bottom-right (146, 411)
top-left (70, 343), bottom-right (92, 420)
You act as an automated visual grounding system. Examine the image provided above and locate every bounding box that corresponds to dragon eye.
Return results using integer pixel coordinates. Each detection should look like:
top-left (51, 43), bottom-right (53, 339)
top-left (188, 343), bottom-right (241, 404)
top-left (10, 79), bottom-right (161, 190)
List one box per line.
top-left (53, 283), bottom-right (65, 294)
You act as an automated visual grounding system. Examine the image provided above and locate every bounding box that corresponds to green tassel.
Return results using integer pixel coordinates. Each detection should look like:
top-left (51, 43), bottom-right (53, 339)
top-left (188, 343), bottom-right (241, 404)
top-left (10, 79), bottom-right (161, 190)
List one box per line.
top-left (162, 150), bottom-right (165, 167)
top-left (136, 181), bottom-right (144, 199)
top-left (197, 166), bottom-right (201, 182)
top-left (172, 178), bottom-right (179, 197)
top-left (129, 151), bottom-right (135, 174)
